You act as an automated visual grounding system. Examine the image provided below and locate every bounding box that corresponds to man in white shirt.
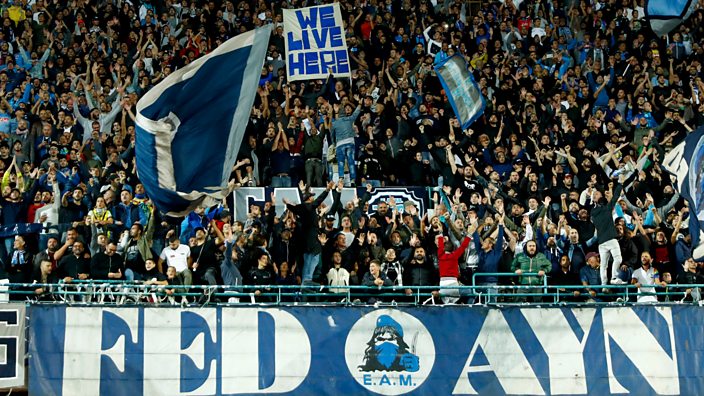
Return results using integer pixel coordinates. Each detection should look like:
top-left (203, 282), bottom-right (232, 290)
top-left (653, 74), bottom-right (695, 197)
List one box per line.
top-left (631, 252), bottom-right (664, 303)
top-left (159, 235), bottom-right (193, 286)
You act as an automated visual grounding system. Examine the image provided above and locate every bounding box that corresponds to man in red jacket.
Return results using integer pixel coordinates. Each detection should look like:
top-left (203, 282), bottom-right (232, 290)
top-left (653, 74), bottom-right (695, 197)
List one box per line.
top-left (436, 234), bottom-right (471, 304)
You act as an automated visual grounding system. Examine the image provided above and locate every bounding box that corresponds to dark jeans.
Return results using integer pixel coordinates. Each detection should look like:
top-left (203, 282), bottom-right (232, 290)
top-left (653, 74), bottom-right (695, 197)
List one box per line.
top-left (305, 158), bottom-right (324, 187)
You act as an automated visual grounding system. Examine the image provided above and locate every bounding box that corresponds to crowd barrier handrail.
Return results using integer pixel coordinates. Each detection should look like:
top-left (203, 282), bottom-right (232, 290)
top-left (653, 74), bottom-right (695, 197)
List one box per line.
top-left (3, 276), bottom-right (703, 306)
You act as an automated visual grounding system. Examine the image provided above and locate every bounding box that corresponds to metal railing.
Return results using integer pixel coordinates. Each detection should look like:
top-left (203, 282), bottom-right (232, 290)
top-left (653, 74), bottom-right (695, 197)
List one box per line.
top-left (2, 276), bottom-right (703, 306)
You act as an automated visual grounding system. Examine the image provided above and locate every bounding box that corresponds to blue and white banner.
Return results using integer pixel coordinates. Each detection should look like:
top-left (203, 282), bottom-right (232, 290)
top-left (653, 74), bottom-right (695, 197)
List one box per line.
top-left (135, 25), bottom-right (272, 216)
top-left (663, 125), bottom-right (704, 261)
top-left (434, 55), bottom-right (486, 130)
top-left (645, 0), bottom-right (698, 37)
top-left (0, 304), bottom-right (25, 388)
top-left (28, 305), bottom-right (704, 395)
top-left (284, 3), bottom-right (351, 81)
top-left (232, 187), bottom-right (430, 222)
top-left (0, 223), bottom-right (43, 238)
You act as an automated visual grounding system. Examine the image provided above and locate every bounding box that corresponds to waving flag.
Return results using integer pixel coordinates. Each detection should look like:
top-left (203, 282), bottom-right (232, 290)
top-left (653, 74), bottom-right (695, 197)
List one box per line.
top-left (645, 0), bottom-right (698, 37)
top-left (662, 126), bottom-right (704, 261)
top-left (434, 55), bottom-right (486, 130)
top-left (135, 25), bottom-right (272, 215)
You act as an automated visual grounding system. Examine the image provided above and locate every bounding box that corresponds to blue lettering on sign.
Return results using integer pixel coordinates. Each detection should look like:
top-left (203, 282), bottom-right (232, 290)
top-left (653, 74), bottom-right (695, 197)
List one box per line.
top-left (287, 50), bottom-right (350, 77)
top-left (318, 6), bottom-right (335, 28)
top-left (304, 52), bottom-right (320, 75)
top-left (180, 311), bottom-right (218, 393)
top-left (0, 310), bottom-right (18, 379)
top-left (399, 374), bottom-right (413, 386)
top-left (291, 7), bottom-right (340, 50)
top-left (100, 310), bottom-right (143, 396)
top-left (295, 8), bottom-right (318, 29)
top-left (26, 306), bottom-right (704, 395)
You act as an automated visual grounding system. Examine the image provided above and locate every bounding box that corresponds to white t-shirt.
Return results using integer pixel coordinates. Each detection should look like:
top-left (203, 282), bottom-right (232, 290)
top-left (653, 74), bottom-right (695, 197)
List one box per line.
top-left (632, 266), bottom-right (659, 303)
top-left (160, 244), bottom-right (191, 272)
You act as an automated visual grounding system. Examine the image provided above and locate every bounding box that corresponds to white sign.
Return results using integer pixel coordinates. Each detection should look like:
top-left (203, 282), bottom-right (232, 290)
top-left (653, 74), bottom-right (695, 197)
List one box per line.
top-left (284, 3), bottom-right (351, 81)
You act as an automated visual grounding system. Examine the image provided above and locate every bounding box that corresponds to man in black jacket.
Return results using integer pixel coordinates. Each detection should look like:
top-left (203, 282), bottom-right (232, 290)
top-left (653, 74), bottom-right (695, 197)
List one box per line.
top-left (90, 242), bottom-right (124, 280)
top-left (57, 241), bottom-right (90, 282)
top-left (402, 246), bottom-right (438, 300)
top-left (591, 182), bottom-right (626, 287)
top-left (284, 181), bottom-right (333, 283)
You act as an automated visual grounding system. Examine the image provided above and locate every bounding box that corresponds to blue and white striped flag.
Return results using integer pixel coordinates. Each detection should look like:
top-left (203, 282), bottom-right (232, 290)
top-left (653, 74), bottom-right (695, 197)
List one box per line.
top-left (135, 25), bottom-right (272, 215)
top-left (434, 55), bottom-right (486, 130)
top-left (645, 0), bottom-right (698, 37)
top-left (662, 126), bottom-right (704, 261)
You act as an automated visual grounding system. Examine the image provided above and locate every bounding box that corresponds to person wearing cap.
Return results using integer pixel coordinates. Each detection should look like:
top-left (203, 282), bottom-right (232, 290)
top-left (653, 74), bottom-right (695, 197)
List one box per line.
top-left (580, 252), bottom-right (603, 301)
top-left (322, 213), bottom-right (337, 236)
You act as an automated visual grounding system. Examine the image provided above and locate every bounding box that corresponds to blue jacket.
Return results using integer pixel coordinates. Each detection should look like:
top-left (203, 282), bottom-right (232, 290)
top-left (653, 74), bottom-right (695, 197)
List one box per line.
top-left (474, 225), bottom-right (504, 284)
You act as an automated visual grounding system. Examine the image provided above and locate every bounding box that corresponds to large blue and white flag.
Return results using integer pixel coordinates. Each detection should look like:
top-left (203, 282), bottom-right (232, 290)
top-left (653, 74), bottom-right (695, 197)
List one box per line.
top-left (434, 55), bottom-right (486, 130)
top-left (135, 25), bottom-right (272, 215)
top-left (663, 126), bottom-right (704, 261)
top-left (645, 0), bottom-right (699, 37)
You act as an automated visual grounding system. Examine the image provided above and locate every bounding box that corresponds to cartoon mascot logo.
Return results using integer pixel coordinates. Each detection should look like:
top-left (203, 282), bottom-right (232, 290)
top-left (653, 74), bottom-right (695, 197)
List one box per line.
top-left (359, 315), bottom-right (420, 372)
top-left (345, 310), bottom-right (434, 395)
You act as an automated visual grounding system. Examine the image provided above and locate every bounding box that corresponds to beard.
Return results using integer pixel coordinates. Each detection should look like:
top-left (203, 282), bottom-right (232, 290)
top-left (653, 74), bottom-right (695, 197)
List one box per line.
top-left (375, 342), bottom-right (399, 369)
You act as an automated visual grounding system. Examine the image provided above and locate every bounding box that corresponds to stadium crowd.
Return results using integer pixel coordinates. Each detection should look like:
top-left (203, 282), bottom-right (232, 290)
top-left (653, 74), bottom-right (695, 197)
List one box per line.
top-left (0, 0), bottom-right (701, 304)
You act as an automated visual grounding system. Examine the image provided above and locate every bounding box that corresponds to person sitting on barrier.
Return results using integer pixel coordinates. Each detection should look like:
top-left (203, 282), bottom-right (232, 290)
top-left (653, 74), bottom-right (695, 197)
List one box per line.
top-left (436, 233), bottom-right (471, 304)
top-left (32, 259), bottom-right (59, 301)
top-left (362, 260), bottom-right (392, 304)
top-left (581, 252), bottom-right (604, 303)
top-left (512, 240), bottom-right (551, 302)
